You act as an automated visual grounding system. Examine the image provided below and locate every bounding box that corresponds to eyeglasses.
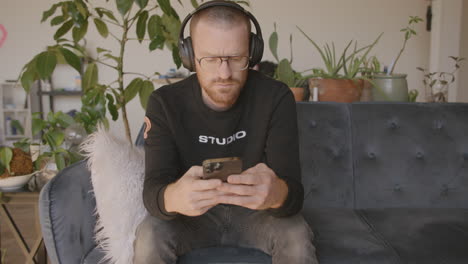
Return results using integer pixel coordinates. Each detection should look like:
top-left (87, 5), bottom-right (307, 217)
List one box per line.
top-left (196, 56), bottom-right (250, 72)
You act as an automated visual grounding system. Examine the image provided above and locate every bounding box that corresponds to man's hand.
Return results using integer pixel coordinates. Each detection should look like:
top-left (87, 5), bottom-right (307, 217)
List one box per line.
top-left (164, 166), bottom-right (223, 216)
top-left (216, 163), bottom-right (289, 210)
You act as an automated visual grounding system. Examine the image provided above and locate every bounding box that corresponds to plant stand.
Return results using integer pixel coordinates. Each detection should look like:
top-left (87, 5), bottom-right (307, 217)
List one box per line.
top-left (0, 191), bottom-right (47, 264)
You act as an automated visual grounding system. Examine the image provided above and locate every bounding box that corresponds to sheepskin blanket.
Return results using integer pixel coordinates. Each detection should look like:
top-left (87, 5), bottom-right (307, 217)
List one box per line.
top-left (81, 126), bottom-right (148, 264)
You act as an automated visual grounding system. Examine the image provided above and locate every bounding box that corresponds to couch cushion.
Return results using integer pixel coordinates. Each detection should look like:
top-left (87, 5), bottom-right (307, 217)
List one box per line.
top-left (351, 103), bottom-right (468, 209)
top-left (302, 208), bottom-right (400, 264)
top-left (360, 208), bottom-right (468, 264)
top-left (297, 102), bottom-right (355, 208)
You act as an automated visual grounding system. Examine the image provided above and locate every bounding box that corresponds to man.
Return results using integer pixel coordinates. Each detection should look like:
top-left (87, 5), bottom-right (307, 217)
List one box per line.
top-left (134, 1), bottom-right (318, 263)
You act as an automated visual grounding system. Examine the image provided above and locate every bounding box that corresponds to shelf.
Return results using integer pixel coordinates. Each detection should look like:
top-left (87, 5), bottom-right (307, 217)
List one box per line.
top-left (38, 90), bottom-right (82, 96)
top-left (5, 135), bottom-right (26, 139)
top-left (2, 108), bottom-right (29, 113)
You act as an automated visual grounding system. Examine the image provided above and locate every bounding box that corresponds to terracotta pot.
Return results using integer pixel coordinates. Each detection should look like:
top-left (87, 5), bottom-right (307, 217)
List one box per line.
top-left (290, 87), bottom-right (305, 101)
top-left (308, 78), bottom-right (364, 103)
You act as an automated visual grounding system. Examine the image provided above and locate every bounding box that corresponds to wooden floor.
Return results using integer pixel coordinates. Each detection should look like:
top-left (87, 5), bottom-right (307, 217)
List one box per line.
top-left (0, 204), bottom-right (48, 264)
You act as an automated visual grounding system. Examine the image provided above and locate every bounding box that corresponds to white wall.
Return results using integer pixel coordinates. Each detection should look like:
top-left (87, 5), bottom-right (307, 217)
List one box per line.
top-left (0, 0), bottom-right (430, 140)
top-left (459, 1), bottom-right (468, 102)
top-left (429, 0), bottom-right (463, 102)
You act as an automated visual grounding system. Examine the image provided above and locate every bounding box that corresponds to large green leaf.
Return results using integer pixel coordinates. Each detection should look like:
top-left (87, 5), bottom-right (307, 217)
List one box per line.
top-left (0, 147), bottom-right (13, 173)
top-left (190, 0), bottom-right (199, 8)
top-left (20, 65), bottom-right (37, 93)
top-left (136, 11), bottom-right (149, 43)
top-left (135, 0), bottom-right (149, 9)
top-left (50, 15), bottom-right (66, 26)
top-left (94, 18), bottom-right (109, 38)
top-left (269, 30), bottom-right (279, 62)
top-left (139, 80), bottom-right (154, 109)
top-left (56, 112), bottom-right (75, 127)
top-left (157, 0), bottom-right (179, 19)
top-left (148, 15), bottom-right (163, 40)
top-left (72, 20), bottom-right (88, 42)
top-left (172, 45), bottom-right (182, 68)
top-left (54, 20), bottom-right (74, 40)
top-left (161, 14), bottom-right (180, 46)
top-left (149, 35), bottom-right (165, 51)
top-left (82, 63), bottom-right (98, 91)
top-left (95, 8), bottom-right (118, 23)
top-left (106, 94), bottom-right (119, 121)
top-left (46, 130), bottom-right (65, 150)
top-left (277, 59), bottom-right (295, 87)
top-left (116, 0), bottom-right (134, 16)
top-left (59, 48), bottom-right (82, 73)
top-left (42, 2), bottom-right (62, 22)
top-left (32, 118), bottom-right (46, 136)
top-left (36, 51), bottom-right (57, 80)
top-left (54, 152), bottom-right (66, 171)
top-left (124, 78), bottom-right (143, 103)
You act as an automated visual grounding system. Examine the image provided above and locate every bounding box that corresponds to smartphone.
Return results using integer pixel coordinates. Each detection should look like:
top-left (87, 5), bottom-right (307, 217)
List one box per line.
top-left (202, 157), bottom-right (242, 182)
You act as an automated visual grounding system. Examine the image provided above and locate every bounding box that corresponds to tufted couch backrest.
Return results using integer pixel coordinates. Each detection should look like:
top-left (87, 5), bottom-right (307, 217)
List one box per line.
top-left (297, 102), bottom-right (468, 210)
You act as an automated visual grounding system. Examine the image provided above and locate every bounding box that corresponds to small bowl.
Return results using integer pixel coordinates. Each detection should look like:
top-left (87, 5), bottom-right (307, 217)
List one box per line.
top-left (0, 171), bottom-right (38, 192)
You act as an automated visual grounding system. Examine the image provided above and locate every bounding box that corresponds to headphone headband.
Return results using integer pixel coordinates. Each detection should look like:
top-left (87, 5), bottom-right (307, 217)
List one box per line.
top-left (178, 0), bottom-right (264, 71)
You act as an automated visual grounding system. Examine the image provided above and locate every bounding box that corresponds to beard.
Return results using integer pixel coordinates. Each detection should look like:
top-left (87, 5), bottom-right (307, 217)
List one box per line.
top-left (202, 79), bottom-right (243, 109)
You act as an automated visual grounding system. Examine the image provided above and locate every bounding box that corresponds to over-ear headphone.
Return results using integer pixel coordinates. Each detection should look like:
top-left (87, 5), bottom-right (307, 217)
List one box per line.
top-left (178, 0), bottom-right (264, 72)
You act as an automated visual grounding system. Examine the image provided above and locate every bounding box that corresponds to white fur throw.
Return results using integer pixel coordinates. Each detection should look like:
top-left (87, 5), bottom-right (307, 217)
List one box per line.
top-left (81, 126), bottom-right (148, 264)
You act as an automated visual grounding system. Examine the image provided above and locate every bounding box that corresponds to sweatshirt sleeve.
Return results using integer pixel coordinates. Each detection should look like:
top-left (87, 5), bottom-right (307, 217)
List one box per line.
top-left (265, 88), bottom-right (304, 217)
top-left (143, 90), bottom-right (180, 220)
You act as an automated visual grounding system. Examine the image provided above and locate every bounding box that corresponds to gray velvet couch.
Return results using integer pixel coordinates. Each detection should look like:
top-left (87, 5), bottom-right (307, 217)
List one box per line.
top-left (39, 102), bottom-right (468, 264)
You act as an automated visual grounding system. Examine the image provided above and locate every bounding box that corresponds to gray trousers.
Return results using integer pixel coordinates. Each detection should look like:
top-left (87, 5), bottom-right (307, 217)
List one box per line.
top-left (133, 204), bottom-right (318, 264)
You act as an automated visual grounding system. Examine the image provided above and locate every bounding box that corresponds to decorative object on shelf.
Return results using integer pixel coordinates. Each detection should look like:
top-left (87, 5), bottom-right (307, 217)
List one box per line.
top-left (0, 81), bottom-right (32, 144)
top-left (268, 23), bottom-right (307, 101)
top-left (417, 56), bottom-right (465, 102)
top-left (19, 0), bottom-right (249, 144)
top-left (373, 16), bottom-right (423, 101)
top-left (297, 26), bottom-right (381, 103)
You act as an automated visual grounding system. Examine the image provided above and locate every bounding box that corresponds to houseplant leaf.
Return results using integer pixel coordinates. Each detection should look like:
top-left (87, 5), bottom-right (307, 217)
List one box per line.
top-left (277, 59), bottom-right (295, 87)
top-left (72, 20), bottom-right (88, 42)
top-left (135, 0), bottom-right (149, 9)
top-left (82, 63), bottom-right (98, 91)
top-left (136, 11), bottom-right (149, 43)
top-left (0, 147), bottom-right (13, 173)
top-left (94, 18), bottom-right (109, 38)
top-left (36, 51), bottom-right (57, 80)
top-left (124, 78), bottom-right (143, 103)
top-left (116, 0), bottom-right (134, 16)
top-left (59, 48), bottom-right (82, 73)
top-left (139, 80), bottom-right (154, 109)
top-left (54, 20), bottom-right (74, 40)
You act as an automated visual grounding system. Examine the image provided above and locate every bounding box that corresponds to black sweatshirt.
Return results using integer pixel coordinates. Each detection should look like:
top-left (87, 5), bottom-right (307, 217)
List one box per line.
top-left (143, 69), bottom-right (303, 220)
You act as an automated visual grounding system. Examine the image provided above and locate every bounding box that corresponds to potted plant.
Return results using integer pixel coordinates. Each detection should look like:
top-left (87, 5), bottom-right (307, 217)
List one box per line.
top-left (417, 56), bottom-right (465, 102)
top-left (0, 110), bottom-right (88, 190)
top-left (268, 23), bottom-right (308, 101)
top-left (297, 26), bottom-right (382, 103)
top-left (372, 16), bottom-right (423, 101)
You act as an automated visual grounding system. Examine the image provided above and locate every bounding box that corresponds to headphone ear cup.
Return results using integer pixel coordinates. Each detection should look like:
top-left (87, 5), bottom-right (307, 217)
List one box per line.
top-left (249, 32), bottom-right (264, 67)
top-left (179, 37), bottom-right (195, 71)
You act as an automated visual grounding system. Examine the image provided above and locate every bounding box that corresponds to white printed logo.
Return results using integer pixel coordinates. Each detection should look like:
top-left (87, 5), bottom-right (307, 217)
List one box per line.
top-left (199, 131), bottom-right (247, 145)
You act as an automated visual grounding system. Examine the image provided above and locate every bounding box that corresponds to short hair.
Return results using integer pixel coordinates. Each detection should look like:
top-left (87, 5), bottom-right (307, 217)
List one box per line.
top-left (189, 5), bottom-right (251, 41)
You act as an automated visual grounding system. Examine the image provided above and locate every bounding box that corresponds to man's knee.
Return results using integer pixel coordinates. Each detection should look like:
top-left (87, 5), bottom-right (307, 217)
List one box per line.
top-left (134, 215), bottom-right (179, 251)
top-left (272, 214), bottom-right (315, 249)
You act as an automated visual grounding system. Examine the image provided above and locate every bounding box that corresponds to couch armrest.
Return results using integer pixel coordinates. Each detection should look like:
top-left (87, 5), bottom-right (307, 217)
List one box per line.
top-left (39, 160), bottom-right (98, 264)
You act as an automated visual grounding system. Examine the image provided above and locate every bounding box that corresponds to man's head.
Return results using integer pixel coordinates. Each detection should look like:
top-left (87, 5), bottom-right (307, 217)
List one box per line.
top-left (190, 4), bottom-right (252, 111)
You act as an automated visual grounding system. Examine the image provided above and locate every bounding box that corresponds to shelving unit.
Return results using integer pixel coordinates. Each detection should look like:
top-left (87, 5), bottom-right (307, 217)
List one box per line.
top-left (0, 81), bottom-right (32, 146)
